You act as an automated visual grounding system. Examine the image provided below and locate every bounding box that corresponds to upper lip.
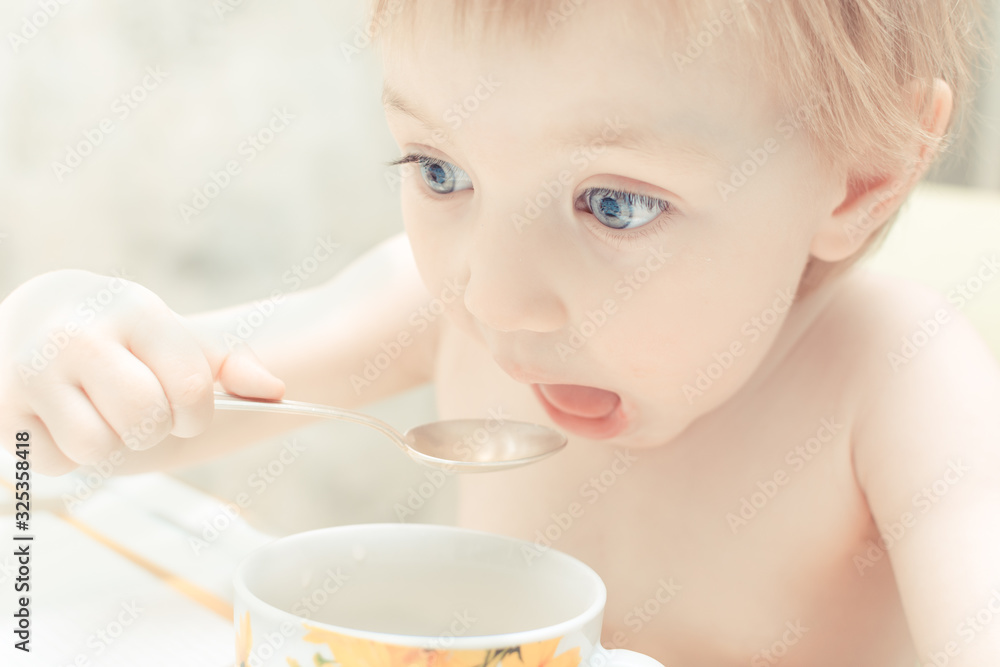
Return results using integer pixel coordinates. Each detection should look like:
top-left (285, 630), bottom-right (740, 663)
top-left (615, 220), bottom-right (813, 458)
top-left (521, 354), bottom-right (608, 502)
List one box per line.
top-left (493, 357), bottom-right (567, 386)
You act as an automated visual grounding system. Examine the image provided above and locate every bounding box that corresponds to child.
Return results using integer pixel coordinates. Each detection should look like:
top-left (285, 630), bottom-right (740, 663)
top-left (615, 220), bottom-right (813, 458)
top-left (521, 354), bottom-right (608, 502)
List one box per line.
top-left (2, 0), bottom-right (998, 664)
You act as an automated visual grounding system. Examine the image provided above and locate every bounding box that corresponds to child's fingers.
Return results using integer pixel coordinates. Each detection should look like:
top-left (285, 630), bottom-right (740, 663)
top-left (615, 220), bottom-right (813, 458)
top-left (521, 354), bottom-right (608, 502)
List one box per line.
top-left (215, 342), bottom-right (286, 400)
top-left (124, 305), bottom-right (216, 439)
top-left (180, 316), bottom-right (286, 400)
top-left (75, 343), bottom-right (173, 452)
top-left (24, 384), bottom-right (123, 466)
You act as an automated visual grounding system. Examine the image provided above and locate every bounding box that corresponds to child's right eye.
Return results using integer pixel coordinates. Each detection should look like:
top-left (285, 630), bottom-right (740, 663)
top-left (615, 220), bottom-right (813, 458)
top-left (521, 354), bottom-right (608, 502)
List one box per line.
top-left (391, 154), bottom-right (473, 195)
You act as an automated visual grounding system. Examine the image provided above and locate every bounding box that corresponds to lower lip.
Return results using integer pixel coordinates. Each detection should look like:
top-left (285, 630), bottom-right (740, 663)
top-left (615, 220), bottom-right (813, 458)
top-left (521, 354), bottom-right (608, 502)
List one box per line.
top-left (531, 384), bottom-right (629, 440)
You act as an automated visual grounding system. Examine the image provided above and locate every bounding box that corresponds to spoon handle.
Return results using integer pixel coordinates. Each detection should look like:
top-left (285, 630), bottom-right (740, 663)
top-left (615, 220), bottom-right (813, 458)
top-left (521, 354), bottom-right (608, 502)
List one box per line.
top-left (212, 392), bottom-right (406, 449)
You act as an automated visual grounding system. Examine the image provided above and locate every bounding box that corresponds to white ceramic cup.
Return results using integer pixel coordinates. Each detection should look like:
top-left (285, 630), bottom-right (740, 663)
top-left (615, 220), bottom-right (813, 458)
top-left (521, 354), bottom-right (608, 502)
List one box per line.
top-left (233, 523), bottom-right (664, 667)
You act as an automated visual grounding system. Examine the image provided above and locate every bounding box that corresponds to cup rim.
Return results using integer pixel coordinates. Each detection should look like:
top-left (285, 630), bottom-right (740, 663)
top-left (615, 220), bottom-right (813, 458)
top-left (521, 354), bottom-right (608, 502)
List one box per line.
top-left (233, 522), bottom-right (607, 649)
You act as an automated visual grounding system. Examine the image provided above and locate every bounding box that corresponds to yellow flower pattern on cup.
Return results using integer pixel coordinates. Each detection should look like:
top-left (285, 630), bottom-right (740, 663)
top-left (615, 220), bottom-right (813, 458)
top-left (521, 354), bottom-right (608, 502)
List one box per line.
top-left (278, 625), bottom-right (582, 667)
top-left (235, 612), bottom-right (582, 667)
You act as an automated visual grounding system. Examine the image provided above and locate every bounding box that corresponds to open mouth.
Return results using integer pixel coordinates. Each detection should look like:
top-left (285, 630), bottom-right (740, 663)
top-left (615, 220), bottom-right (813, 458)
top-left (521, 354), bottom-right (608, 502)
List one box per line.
top-left (531, 383), bottom-right (628, 440)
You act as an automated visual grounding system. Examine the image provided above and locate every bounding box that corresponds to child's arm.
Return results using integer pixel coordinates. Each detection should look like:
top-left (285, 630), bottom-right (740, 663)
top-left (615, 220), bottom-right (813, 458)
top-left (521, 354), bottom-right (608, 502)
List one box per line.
top-left (0, 231), bottom-right (442, 475)
top-left (852, 277), bottom-right (1000, 666)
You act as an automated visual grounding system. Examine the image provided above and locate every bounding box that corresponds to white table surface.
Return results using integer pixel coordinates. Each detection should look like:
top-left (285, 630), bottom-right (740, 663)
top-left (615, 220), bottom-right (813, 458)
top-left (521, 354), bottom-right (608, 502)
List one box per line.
top-left (0, 459), bottom-right (274, 666)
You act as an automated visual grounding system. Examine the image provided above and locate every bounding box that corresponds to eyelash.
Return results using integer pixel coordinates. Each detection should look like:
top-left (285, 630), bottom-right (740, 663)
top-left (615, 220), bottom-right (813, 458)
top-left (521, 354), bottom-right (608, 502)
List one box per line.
top-left (388, 152), bottom-right (675, 248)
top-left (387, 153), bottom-right (435, 169)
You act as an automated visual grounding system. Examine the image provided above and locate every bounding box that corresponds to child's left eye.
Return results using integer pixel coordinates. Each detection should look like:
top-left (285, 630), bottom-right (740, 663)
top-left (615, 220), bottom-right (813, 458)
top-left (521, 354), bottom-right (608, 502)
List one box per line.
top-left (576, 188), bottom-right (670, 230)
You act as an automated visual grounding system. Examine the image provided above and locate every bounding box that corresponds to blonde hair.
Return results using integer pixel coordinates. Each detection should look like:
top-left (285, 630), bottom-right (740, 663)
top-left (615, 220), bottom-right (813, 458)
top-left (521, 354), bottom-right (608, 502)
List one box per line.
top-left (368, 0), bottom-right (989, 265)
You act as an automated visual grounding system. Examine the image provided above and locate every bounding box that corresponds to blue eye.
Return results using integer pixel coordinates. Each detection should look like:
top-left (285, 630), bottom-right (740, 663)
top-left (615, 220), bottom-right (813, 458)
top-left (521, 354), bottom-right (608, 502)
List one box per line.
top-left (388, 153), bottom-right (474, 195)
top-left (579, 187), bottom-right (669, 230)
top-left (416, 157), bottom-right (472, 194)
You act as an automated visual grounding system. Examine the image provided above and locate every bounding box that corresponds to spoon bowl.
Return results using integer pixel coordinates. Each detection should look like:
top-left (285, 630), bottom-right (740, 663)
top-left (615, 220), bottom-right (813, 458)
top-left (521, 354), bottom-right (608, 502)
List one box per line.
top-left (403, 419), bottom-right (570, 472)
top-left (214, 392), bottom-right (567, 472)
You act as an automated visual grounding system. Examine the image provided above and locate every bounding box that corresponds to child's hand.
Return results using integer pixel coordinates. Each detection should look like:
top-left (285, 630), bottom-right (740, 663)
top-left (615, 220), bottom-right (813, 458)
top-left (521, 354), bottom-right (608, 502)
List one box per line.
top-left (0, 269), bottom-right (285, 475)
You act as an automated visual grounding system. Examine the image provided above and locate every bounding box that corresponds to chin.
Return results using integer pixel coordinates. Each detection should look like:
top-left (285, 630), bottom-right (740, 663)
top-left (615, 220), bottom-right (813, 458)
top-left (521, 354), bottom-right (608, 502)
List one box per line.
top-left (605, 417), bottom-right (693, 450)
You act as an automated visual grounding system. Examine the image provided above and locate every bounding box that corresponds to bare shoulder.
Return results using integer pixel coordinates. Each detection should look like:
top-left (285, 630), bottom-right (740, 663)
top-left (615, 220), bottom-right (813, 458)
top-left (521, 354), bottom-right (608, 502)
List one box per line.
top-left (813, 272), bottom-right (1000, 664)
top-left (817, 267), bottom-right (970, 369)
top-left (815, 267), bottom-right (1000, 500)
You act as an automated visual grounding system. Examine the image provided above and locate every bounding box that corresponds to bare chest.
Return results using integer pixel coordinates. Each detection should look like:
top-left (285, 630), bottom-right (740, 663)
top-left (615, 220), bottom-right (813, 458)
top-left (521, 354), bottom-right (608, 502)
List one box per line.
top-left (433, 324), bottom-right (916, 667)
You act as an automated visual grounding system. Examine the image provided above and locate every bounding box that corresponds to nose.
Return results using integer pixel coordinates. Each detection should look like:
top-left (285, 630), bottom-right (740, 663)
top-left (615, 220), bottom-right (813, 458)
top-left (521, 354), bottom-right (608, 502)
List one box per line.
top-left (462, 214), bottom-right (569, 333)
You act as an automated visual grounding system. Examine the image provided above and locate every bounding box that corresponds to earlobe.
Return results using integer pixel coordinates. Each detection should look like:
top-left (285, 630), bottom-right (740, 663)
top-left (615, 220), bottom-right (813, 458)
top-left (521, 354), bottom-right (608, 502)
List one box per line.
top-left (809, 78), bottom-right (953, 263)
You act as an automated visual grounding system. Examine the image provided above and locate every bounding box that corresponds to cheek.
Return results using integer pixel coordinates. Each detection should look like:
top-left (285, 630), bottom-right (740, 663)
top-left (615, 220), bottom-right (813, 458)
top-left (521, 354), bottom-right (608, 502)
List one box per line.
top-left (401, 187), bottom-right (457, 286)
top-left (579, 249), bottom-right (801, 407)
top-left (629, 144), bottom-right (824, 393)
top-left (400, 186), bottom-right (482, 332)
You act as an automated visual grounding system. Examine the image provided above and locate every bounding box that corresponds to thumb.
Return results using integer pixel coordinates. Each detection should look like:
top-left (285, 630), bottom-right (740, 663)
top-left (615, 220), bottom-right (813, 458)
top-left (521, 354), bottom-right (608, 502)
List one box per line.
top-left (216, 342), bottom-right (286, 400)
top-left (178, 313), bottom-right (286, 400)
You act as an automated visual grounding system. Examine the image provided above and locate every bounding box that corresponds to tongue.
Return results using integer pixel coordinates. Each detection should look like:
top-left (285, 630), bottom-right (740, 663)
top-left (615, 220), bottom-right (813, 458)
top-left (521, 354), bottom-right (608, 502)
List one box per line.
top-left (538, 384), bottom-right (620, 419)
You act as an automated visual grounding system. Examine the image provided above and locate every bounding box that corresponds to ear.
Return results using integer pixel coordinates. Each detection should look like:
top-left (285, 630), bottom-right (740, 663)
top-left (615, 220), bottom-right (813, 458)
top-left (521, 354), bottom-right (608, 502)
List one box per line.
top-left (809, 78), bottom-right (953, 262)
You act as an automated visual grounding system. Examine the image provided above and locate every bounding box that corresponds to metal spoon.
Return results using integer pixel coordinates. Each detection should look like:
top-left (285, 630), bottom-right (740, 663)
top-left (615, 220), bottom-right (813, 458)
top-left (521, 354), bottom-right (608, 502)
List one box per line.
top-left (213, 392), bottom-right (567, 472)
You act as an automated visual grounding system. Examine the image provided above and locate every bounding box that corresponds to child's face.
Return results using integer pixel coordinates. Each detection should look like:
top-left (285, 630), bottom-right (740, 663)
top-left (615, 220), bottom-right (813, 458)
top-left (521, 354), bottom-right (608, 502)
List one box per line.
top-left (382, 4), bottom-right (845, 447)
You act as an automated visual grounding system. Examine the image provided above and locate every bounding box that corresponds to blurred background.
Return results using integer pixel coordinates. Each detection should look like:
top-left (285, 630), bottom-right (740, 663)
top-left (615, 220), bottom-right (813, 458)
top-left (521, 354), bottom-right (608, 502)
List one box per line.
top-left (0, 0), bottom-right (998, 538)
top-left (0, 0), bottom-right (456, 536)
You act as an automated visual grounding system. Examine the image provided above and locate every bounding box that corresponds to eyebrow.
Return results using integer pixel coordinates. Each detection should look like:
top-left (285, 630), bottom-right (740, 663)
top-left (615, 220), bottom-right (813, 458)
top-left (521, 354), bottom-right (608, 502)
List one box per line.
top-left (383, 84), bottom-right (437, 127)
top-left (382, 83), bottom-right (726, 166)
